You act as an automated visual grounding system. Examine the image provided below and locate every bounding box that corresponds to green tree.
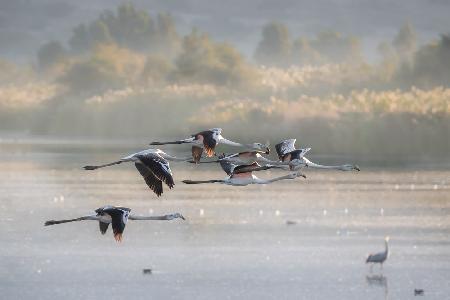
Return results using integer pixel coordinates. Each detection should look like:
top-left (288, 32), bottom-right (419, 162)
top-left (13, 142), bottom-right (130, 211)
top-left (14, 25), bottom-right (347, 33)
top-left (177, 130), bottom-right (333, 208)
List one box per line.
top-left (69, 24), bottom-right (91, 53)
top-left (254, 22), bottom-right (291, 67)
top-left (291, 37), bottom-right (321, 66)
top-left (89, 20), bottom-right (113, 45)
top-left (311, 31), bottom-right (362, 64)
top-left (409, 34), bottom-right (450, 87)
top-left (393, 22), bottom-right (416, 62)
top-left (155, 13), bottom-right (180, 57)
top-left (37, 40), bottom-right (66, 70)
top-left (173, 30), bottom-right (258, 86)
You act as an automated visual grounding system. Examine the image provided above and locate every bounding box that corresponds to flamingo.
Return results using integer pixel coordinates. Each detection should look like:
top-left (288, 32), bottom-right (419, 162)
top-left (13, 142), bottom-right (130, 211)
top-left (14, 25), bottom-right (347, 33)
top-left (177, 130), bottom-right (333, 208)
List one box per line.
top-left (194, 149), bottom-right (273, 165)
top-left (275, 139), bottom-right (360, 171)
top-left (150, 128), bottom-right (269, 163)
top-left (83, 149), bottom-right (185, 197)
top-left (182, 160), bottom-right (306, 186)
top-left (44, 205), bottom-right (185, 242)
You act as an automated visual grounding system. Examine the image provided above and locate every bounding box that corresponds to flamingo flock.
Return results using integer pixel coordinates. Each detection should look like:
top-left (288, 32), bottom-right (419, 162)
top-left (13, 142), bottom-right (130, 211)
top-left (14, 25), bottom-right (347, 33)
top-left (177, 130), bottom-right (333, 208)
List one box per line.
top-left (45, 127), bottom-right (387, 272)
top-left (81, 128), bottom-right (360, 197)
top-left (48, 128), bottom-right (360, 236)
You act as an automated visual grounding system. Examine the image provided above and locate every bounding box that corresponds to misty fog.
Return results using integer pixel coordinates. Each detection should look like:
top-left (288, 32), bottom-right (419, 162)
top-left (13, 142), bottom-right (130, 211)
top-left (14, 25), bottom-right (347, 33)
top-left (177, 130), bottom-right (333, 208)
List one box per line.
top-left (0, 1), bottom-right (449, 160)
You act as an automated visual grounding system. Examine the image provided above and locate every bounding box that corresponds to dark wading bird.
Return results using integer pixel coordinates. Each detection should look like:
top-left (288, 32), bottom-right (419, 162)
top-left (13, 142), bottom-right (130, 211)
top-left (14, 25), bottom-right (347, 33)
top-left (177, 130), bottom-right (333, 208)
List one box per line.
top-left (44, 205), bottom-right (185, 242)
top-left (183, 160), bottom-right (306, 186)
top-left (84, 149), bottom-right (187, 197)
top-left (275, 139), bottom-right (360, 171)
top-left (150, 128), bottom-right (269, 163)
top-left (366, 236), bottom-right (390, 272)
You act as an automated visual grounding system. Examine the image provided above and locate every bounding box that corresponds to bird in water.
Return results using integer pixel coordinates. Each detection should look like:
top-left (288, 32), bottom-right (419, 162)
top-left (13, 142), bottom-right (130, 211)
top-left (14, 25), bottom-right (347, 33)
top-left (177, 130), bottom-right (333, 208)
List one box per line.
top-left (275, 139), bottom-right (360, 171)
top-left (150, 128), bottom-right (269, 163)
top-left (183, 160), bottom-right (306, 186)
top-left (366, 236), bottom-right (390, 272)
top-left (44, 205), bottom-right (185, 242)
top-left (83, 149), bottom-right (186, 197)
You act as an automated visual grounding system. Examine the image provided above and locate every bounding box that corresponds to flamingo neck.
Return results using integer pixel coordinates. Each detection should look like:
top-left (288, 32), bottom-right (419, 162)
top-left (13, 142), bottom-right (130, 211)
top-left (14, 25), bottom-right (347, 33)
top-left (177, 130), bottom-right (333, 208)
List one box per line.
top-left (129, 215), bottom-right (169, 220)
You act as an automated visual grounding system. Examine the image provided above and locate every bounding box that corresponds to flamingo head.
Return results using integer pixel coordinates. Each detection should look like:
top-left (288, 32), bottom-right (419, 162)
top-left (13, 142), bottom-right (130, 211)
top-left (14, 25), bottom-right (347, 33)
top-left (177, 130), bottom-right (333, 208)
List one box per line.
top-left (250, 142), bottom-right (270, 153)
top-left (168, 213), bottom-right (186, 220)
top-left (340, 164), bottom-right (360, 171)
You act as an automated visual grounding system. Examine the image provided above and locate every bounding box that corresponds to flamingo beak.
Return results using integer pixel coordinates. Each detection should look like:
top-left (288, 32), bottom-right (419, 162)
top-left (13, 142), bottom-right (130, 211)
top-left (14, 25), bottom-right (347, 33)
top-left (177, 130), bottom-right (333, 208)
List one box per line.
top-left (180, 214), bottom-right (186, 220)
top-left (354, 165), bottom-right (361, 171)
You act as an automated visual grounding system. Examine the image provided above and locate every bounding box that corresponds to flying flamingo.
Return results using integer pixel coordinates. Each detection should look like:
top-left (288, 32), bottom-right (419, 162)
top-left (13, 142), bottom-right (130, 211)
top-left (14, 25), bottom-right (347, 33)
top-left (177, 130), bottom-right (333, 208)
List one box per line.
top-left (83, 149), bottom-right (186, 196)
top-left (182, 160), bottom-right (305, 186)
top-left (194, 149), bottom-right (273, 165)
top-left (44, 205), bottom-right (185, 242)
top-left (150, 128), bottom-right (269, 163)
top-left (275, 139), bottom-right (360, 171)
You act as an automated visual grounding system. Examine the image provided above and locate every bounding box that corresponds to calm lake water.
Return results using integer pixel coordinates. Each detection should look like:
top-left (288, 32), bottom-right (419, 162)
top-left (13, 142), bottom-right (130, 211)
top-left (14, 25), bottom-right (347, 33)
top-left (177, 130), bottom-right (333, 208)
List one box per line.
top-left (0, 140), bottom-right (449, 299)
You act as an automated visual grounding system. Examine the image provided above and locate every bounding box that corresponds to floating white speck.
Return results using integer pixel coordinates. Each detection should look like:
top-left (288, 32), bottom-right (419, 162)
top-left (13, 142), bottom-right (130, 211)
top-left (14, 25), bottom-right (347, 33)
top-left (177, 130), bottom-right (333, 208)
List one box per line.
top-left (258, 210), bottom-right (264, 216)
top-left (59, 195), bottom-right (64, 202)
top-left (380, 208), bottom-right (384, 216)
top-left (275, 210), bottom-right (280, 216)
top-left (344, 208), bottom-right (349, 214)
top-left (410, 184), bottom-right (415, 190)
top-left (53, 197), bottom-right (58, 203)
top-left (433, 184), bottom-right (438, 190)
top-left (413, 245), bottom-right (417, 249)
top-left (323, 209), bottom-right (327, 216)
top-left (394, 184), bottom-right (400, 190)
top-left (266, 256), bottom-right (270, 261)
top-left (148, 208), bottom-right (153, 214)
top-left (37, 269), bottom-right (42, 274)
top-left (199, 209), bottom-right (204, 216)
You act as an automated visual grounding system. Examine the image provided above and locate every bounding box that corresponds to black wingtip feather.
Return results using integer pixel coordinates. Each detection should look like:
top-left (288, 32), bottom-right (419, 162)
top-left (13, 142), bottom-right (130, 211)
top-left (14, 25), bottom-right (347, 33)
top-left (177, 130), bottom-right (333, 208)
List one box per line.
top-left (83, 166), bottom-right (98, 170)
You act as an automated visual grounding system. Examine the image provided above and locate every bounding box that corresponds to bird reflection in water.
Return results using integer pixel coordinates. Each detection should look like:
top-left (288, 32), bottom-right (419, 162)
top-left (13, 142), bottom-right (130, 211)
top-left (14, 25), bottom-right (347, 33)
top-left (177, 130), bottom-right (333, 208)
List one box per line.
top-left (366, 274), bottom-right (388, 300)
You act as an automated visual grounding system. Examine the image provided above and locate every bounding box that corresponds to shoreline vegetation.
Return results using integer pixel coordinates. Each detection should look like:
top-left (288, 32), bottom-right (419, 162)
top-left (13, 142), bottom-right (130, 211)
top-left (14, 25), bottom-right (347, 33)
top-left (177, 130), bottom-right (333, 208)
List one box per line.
top-left (0, 3), bottom-right (449, 159)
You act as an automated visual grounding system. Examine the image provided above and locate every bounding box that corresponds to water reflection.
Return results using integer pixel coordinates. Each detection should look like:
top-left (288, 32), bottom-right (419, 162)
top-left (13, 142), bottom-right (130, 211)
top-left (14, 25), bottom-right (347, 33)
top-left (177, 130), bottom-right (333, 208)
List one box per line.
top-left (1, 142), bottom-right (449, 300)
top-left (366, 274), bottom-right (388, 300)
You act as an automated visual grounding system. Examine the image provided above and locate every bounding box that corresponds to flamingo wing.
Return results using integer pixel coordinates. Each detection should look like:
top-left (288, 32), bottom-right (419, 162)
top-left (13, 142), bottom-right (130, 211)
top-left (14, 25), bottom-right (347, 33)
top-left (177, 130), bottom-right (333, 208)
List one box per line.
top-left (232, 162), bottom-right (261, 174)
top-left (219, 160), bottom-right (236, 175)
top-left (99, 221), bottom-right (109, 235)
top-left (137, 154), bottom-right (174, 189)
top-left (192, 146), bottom-right (204, 163)
top-left (202, 131), bottom-right (218, 157)
top-left (275, 139), bottom-right (297, 160)
top-left (134, 162), bottom-right (164, 196)
top-left (289, 148), bottom-right (310, 160)
top-left (101, 207), bottom-right (130, 242)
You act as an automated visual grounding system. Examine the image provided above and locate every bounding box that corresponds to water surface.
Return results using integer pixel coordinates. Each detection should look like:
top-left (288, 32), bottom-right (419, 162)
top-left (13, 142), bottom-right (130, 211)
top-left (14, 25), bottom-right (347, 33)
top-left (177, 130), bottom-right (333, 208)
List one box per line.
top-left (0, 141), bottom-right (449, 299)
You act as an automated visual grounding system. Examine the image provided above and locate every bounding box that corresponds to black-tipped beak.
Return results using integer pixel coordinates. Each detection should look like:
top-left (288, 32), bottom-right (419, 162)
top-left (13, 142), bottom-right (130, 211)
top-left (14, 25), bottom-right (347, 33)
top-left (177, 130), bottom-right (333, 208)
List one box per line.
top-left (354, 166), bottom-right (361, 171)
top-left (265, 147), bottom-right (270, 154)
top-left (180, 215), bottom-right (186, 220)
top-left (300, 174), bottom-right (307, 179)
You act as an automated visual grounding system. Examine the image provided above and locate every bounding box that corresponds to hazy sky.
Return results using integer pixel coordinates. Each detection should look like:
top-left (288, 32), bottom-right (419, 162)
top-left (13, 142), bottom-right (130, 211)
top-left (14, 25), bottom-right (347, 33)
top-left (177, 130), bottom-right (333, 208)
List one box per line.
top-left (1, 0), bottom-right (449, 62)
